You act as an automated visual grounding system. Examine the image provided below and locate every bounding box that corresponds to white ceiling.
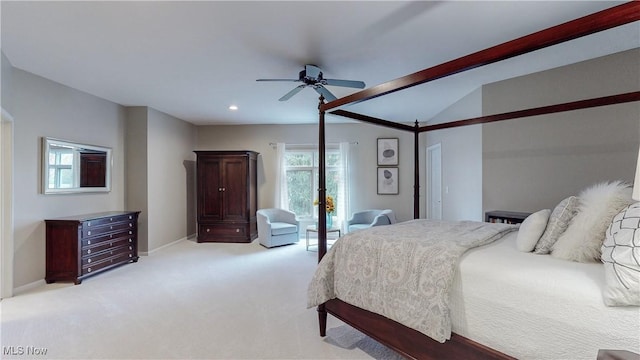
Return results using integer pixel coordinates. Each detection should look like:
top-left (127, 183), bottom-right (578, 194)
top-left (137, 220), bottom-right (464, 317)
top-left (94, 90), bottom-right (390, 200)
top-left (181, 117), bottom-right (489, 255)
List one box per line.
top-left (1, 1), bottom-right (638, 126)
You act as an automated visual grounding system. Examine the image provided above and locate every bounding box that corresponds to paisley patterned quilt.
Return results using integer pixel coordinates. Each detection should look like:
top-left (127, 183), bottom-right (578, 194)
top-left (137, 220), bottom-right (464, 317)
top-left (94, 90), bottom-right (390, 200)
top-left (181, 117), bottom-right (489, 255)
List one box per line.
top-left (307, 219), bottom-right (518, 342)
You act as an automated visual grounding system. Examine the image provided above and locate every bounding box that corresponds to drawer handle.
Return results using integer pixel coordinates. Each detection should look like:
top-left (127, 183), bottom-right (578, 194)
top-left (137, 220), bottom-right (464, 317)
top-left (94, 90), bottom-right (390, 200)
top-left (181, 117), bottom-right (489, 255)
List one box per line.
top-left (206, 228), bottom-right (210, 232)
top-left (129, 223), bottom-right (133, 227)
top-left (87, 240), bottom-right (91, 245)
top-left (87, 222), bottom-right (91, 227)
top-left (110, 234), bottom-right (113, 239)
top-left (87, 258), bottom-right (92, 263)
top-left (110, 218), bottom-right (113, 221)
top-left (129, 238), bottom-right (132, 243)
top-left (110, 226), bottom-right (113, 230)
top-left (87, 249), bottom-right (92, 254)
top-left (129, 231), bottom-right (133, 235)
top-left (129, 246), bottom-right (133, 250)
top-left (87, 231), bottom-right (91, 236)
top-left (236, 229), bottom-right (240, 233)
top-left (129, 215), bottom-right (132, 219)
top-left (87, 267), bottom-right (92, 272)
top-left (129, 254), bottom-right (132, 258)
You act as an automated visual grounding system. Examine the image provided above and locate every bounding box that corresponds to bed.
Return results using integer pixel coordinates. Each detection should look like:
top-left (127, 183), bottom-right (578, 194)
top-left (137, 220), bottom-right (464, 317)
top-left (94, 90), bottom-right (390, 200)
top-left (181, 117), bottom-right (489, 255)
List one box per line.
top-left (308, 3), bottom-right (640, 359)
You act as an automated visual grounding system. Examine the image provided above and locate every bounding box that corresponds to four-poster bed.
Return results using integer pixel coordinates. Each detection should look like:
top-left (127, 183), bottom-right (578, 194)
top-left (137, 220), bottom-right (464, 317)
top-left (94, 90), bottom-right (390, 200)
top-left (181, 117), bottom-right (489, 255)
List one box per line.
top-left (310, 2), bottom-right (640, 359)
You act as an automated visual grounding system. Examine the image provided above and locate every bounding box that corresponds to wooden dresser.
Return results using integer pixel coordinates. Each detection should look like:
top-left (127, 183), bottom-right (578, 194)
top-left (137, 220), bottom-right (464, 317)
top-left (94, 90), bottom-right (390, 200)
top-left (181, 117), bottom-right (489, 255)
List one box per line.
top-left (45, 211), bottom-right (140, 284)
top-left (195, 150), bottom-right (258, 243)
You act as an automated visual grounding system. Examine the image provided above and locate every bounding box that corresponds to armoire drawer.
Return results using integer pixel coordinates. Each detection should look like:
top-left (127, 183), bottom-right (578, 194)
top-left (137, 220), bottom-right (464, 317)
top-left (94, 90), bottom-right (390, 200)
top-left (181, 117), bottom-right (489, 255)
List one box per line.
top-left (199, 224), bottom-right (247, 238)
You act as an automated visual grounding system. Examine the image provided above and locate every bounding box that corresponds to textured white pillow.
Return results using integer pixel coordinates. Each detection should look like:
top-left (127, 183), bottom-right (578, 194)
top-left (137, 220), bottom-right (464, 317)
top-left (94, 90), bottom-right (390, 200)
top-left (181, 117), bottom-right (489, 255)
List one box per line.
top-left (516, 209), bottom-right (550, 252)
top-left (534, 196), bottom-right (579, 254)
top-left (552, 181), bottom-right (633, 262)
top-left (601, 202), bottom-right (640, 306)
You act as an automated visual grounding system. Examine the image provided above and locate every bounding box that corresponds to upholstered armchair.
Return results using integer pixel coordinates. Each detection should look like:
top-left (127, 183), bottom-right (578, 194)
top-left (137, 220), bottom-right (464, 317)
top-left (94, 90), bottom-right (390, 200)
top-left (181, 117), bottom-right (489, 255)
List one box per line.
top-left (346, 209), bottom-right (395, 233)
top-left (257, 208), bottom-right (300, 248)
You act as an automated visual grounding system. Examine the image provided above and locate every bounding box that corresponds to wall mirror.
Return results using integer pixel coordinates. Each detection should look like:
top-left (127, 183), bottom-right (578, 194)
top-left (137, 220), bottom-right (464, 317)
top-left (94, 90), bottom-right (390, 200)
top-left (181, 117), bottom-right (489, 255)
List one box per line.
top-left (42, 137), bottom-right (112, 194)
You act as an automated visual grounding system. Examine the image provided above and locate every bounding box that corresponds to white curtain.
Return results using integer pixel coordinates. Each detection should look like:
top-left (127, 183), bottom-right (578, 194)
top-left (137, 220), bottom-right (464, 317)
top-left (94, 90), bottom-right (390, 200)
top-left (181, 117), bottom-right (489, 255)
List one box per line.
top-left (337, 142), bottom-right (351, 232)
top-left (274, 143), bottom-right (289, 210)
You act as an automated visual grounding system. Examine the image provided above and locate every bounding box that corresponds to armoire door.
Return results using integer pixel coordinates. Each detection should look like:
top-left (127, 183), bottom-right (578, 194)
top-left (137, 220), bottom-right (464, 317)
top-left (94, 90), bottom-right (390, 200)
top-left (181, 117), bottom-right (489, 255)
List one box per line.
top-left (222, 158), bottom-right (247, 221)
top-left (198, 156), bottom-right (223, 221)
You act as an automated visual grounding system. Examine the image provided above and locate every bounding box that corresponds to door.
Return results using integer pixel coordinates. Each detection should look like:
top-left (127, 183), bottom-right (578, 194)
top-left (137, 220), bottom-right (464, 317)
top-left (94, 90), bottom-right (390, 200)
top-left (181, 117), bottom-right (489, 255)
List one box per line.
top-left (426, 144), bottom-right (442, 220)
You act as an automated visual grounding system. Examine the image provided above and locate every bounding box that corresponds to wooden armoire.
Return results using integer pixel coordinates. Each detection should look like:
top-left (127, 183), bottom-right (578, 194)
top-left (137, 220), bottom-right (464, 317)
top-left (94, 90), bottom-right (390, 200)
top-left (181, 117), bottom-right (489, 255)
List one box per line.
top-left (195, 151), bottom-right (259, 243)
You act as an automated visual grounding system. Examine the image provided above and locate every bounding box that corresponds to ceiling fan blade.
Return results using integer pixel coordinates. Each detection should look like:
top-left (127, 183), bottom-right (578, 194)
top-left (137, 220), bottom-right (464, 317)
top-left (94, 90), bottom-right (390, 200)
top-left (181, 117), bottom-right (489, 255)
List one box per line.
top-left (279, 85), bottom-right (306, 101)
top-left (324, 79), bottom-right (366, 88)
top-left (314, 85), bottom-right (337, 102)
top-left (256, 78), bottom-right (300, 82)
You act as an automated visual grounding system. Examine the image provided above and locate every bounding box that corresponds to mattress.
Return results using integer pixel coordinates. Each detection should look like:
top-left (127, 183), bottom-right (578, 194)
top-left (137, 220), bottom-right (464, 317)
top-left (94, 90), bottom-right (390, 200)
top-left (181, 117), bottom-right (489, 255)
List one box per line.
top-left (450, 231), bottom-right (640, 360)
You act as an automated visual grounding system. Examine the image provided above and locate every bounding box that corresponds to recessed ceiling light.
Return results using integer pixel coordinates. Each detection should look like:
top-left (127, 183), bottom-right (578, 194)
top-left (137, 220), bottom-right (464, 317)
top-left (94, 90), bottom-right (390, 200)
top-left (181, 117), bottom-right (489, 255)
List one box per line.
top-left (229, 105), bottom-right (238, 111)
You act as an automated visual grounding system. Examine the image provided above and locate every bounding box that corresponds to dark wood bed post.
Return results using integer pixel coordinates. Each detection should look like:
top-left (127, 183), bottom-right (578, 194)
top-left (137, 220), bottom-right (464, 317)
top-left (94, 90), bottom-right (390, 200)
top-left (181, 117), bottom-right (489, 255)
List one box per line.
top-left (317, 95), bottom-right (328, 337)
top-left (413, 120), bottom-right (420, 219)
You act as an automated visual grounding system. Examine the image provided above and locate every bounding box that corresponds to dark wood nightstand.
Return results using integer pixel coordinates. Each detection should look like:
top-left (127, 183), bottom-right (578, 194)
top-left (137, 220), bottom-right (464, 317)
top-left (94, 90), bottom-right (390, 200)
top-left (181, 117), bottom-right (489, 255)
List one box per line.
top-left (485, 210), bottom-right (531, 224)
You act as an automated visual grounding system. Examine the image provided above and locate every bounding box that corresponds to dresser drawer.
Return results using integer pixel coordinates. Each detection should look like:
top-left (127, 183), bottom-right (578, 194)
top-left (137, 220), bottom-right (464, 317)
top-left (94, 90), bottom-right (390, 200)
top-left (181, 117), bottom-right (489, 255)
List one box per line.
top-left (81, 236), bottom-right (134, 257)
top-left (82, 243), bottom-right (134, 266)
top-left (82, 229), bottom-right (134, 248)
top-left (84, 214), bottom-right (135, 228)
top-left (82, 251), bottom-right (136, 275)
top-left (83, 220), bottom-right (135, 238)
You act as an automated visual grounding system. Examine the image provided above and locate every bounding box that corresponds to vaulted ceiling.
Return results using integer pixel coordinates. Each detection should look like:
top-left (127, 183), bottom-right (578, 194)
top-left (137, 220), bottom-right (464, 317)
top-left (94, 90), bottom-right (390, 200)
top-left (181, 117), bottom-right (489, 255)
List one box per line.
top-left (2, 1), bottom-right (637, 125)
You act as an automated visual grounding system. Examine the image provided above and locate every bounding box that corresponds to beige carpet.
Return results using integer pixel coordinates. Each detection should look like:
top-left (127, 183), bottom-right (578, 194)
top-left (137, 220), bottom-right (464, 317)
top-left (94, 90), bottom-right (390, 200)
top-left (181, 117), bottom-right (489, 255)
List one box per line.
top-left (1, 238), bottom-right (404, 359)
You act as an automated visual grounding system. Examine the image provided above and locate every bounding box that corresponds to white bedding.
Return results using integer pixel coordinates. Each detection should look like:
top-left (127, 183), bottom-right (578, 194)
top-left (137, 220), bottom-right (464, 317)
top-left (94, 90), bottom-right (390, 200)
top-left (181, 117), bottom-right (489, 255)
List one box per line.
top-left (450, 231), bottom-right (640, 360)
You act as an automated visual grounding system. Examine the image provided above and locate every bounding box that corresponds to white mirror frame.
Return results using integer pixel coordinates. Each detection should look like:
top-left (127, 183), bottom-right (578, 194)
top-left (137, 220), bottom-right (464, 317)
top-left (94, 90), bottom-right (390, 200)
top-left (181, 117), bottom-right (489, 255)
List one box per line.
top-left (42, 137), bottom-right (112, 194)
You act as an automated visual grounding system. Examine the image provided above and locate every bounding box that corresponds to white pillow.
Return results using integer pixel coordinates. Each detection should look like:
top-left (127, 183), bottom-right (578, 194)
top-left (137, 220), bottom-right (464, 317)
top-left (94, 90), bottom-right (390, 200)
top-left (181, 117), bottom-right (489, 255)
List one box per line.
top-left (552, 181), bottom-right (633, 262)
top-left (601, 202), bottom-right (640, 306)
top-left (534, 196), bottom-right (579, 254)
top-left (516, 209), bottom-right (551, 252)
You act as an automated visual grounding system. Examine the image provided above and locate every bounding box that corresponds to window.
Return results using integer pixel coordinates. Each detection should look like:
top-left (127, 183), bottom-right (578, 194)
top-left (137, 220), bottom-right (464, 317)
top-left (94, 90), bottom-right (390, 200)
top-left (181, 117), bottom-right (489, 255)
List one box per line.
top-left (285, 147), bottom-right (341, 220)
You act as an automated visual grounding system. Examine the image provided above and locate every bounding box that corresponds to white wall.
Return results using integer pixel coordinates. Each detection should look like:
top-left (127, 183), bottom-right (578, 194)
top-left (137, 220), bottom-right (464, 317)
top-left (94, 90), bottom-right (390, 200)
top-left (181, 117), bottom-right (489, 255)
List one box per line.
top-left (147, 107), bottom-right (197, 251)
top-left (482, 49), bottom-right (639, 213)
top-left (424, 88), bottom-right (483, 221)
top-left (125, 106), bottom-right (197, 253)
top-left (11, 68), bottom-right (126, 288)
top-left (125, 107), bottom-right (149, 252)
top-left (196, 123), bottom-right (418, 223)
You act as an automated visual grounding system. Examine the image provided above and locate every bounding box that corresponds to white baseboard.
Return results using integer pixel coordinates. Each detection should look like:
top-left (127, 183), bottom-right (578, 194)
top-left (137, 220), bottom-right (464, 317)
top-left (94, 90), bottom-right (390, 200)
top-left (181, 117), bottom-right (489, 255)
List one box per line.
top-left (139, 234), bottom-right (196, 256)
top-left (14, 279), bottom-right (46, 296)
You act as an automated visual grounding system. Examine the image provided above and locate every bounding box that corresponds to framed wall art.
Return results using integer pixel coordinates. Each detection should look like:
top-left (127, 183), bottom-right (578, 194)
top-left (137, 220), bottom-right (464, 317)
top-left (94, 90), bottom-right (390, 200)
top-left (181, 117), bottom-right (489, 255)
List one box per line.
top-left (377, 138), bottom-right (398, 166)
top-left (377, 167), bottom-right (398, 195)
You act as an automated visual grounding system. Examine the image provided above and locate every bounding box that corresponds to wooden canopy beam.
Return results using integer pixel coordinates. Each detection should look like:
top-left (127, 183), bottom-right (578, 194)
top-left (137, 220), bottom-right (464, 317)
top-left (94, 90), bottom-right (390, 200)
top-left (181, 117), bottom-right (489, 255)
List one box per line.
top-left (418, 91), bottom-right (640, 133)
top-left (329, 110), bottom-right (414, 132)
top-left (320, 2), bottom-right (640, 112)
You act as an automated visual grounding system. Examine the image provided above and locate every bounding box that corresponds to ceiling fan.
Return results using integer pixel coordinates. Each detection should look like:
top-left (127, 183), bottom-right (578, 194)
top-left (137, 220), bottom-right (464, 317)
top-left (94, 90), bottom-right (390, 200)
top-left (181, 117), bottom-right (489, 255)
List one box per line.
top-left (257, 64), bottom-right (365, 102)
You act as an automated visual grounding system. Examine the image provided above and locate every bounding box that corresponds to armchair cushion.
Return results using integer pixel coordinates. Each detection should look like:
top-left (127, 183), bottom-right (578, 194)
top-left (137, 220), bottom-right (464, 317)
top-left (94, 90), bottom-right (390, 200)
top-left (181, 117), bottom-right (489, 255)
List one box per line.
top-left (270, 222), bottom-right (298, 236)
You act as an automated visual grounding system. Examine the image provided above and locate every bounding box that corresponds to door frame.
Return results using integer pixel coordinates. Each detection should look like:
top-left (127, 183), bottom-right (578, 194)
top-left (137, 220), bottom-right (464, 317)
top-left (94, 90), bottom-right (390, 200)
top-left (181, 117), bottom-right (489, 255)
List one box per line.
top-left (1, 107), bottom-right (14, 299)
top-left (426, 143), bottom-right (442, 220)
